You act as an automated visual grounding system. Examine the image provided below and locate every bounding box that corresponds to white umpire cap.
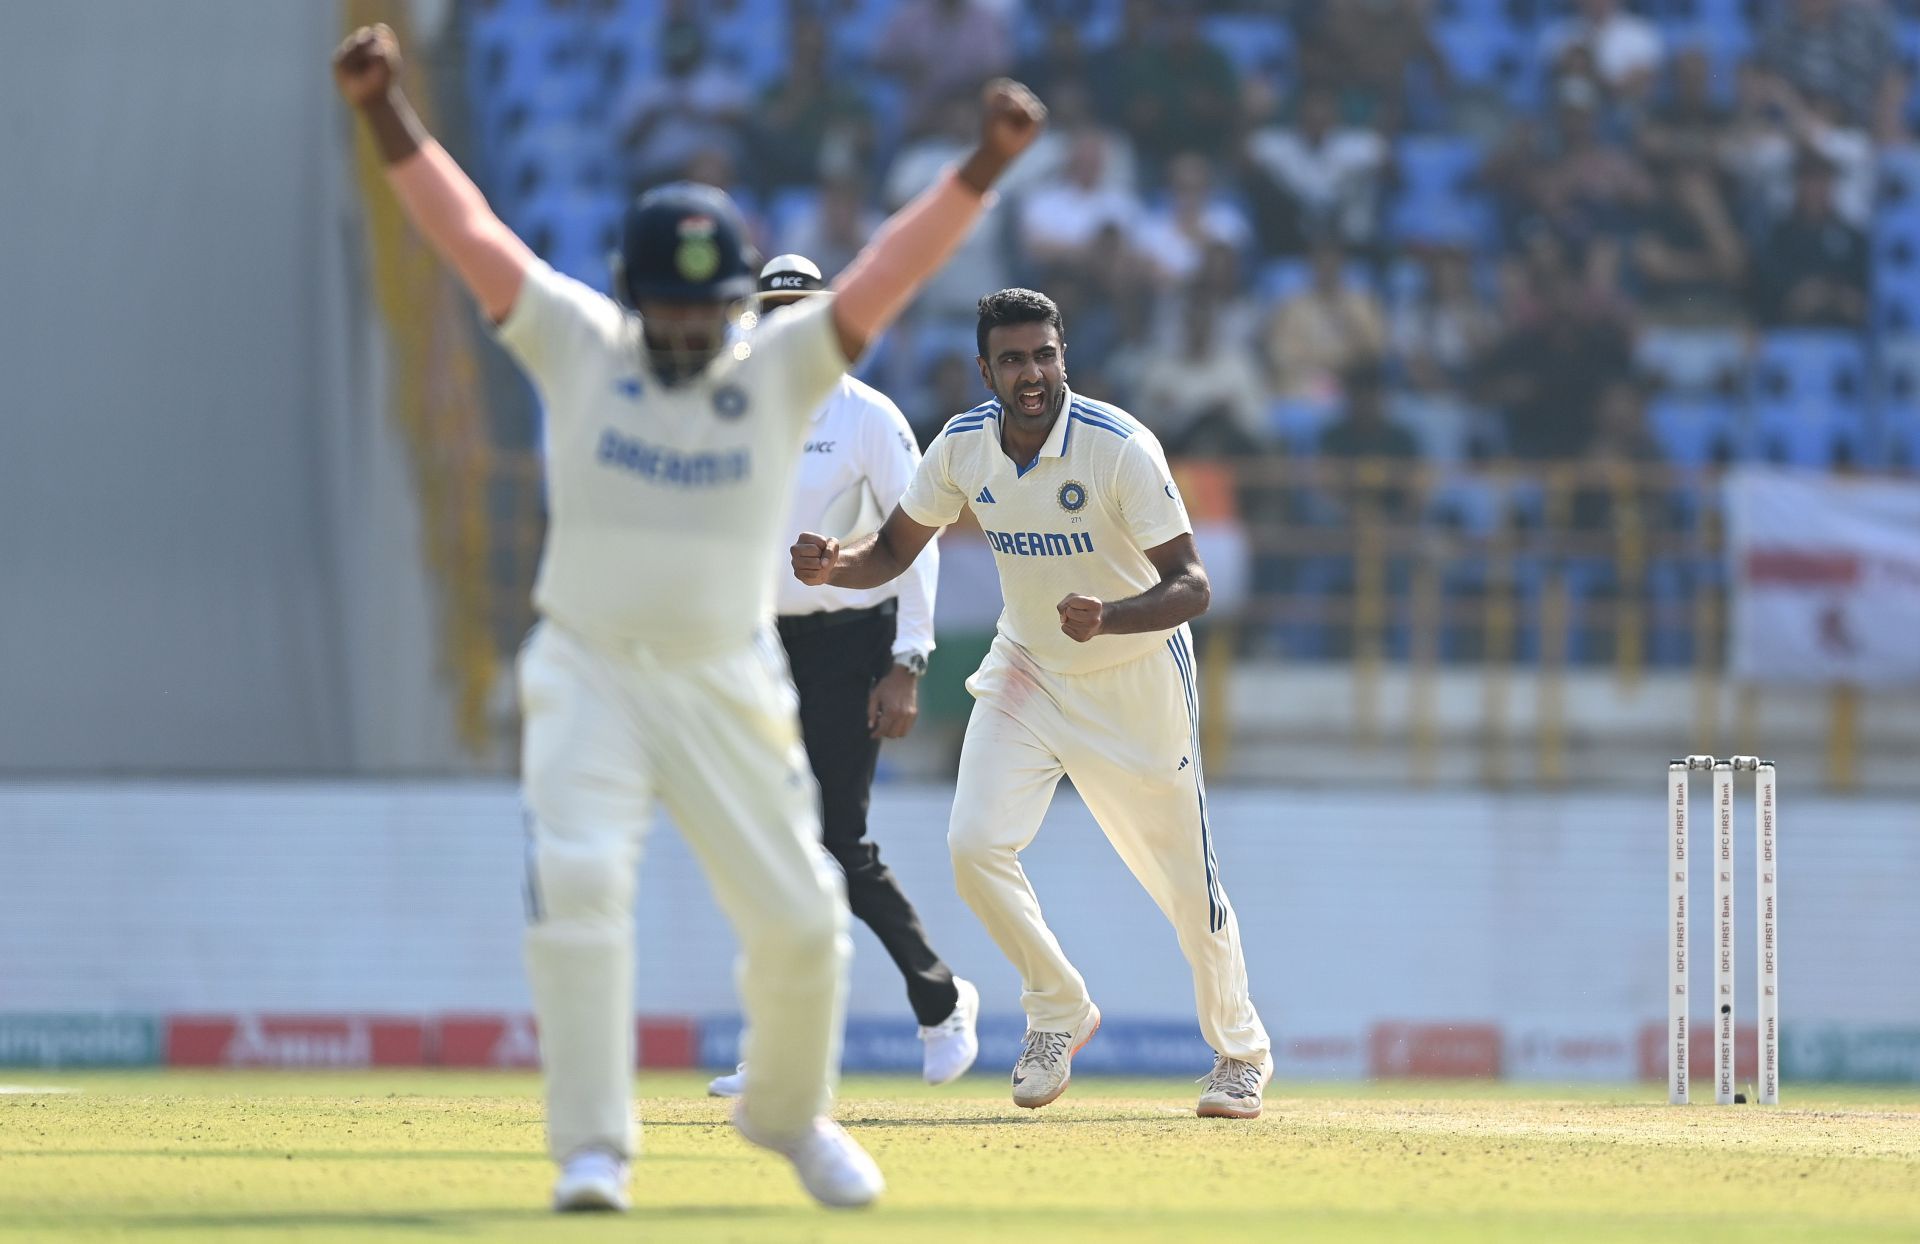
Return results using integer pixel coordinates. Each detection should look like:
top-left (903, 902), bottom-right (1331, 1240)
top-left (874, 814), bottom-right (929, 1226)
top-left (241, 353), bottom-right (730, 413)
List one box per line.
top-left (757, 253), bottom-right (825, 295)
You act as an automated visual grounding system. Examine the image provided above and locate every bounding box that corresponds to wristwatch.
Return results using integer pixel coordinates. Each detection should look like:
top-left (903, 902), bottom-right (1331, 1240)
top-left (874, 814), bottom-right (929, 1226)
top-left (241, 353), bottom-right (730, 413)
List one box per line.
top-left (895, 652), bottom-right (929, 677)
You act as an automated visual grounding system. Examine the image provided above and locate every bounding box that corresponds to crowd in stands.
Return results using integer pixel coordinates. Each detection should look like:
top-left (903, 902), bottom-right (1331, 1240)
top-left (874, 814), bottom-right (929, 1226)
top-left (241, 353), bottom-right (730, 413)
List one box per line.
top-left (466, 0), bottom-right (1920, 481)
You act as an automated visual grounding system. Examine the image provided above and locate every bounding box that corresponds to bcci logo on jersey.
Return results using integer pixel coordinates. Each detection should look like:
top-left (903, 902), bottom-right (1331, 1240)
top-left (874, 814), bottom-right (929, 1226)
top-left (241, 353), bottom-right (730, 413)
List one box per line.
top-left (1057, 481), bottom-right (1088, 513)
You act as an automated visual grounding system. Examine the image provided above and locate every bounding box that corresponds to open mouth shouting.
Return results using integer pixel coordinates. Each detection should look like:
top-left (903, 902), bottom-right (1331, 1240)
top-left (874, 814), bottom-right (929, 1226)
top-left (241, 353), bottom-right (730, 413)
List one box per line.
top-left (1013, 384), bottom-right (1050, 416)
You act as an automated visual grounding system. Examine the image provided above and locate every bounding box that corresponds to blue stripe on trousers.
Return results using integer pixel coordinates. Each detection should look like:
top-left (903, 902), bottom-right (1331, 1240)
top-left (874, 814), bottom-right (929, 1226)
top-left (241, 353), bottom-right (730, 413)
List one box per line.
top-left (1166, 633), bottom-right (1225, 934)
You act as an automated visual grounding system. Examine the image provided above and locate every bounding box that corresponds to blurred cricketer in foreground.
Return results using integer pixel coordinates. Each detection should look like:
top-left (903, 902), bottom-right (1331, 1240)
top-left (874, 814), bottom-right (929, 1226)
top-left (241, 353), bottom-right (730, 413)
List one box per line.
top-left (332, 22), bottom-right (1044, 1213)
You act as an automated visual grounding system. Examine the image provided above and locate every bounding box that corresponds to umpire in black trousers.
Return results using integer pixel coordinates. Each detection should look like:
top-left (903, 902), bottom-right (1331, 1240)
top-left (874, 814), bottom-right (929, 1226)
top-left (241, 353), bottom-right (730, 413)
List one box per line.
top-left (709, 255), bottom-right (977, 1095)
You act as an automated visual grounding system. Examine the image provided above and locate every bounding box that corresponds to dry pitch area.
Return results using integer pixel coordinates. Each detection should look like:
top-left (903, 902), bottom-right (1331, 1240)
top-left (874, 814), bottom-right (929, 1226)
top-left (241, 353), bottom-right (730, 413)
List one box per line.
top-left (0, 1071), bottom-right (1916, 1242)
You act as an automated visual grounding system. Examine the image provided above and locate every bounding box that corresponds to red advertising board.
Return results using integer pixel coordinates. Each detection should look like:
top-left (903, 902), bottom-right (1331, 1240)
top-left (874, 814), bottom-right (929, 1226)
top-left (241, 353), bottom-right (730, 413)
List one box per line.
top-left (431, 1015), bottom-right (697, 1069)
top-left (167, 1015), bottom-right (426, 1067)
top-left (1369, 1021), bottom-right (1503, 1078)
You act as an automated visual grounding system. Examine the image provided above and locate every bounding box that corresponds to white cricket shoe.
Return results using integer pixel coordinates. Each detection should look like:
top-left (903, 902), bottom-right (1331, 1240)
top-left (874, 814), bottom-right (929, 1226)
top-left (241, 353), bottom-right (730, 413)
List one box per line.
top-left (733, 1108), bottom-right (886, 1208)
top-left (1011, 1003), bottom-right (1101, 1109)
top-left (707, 1062), bottom-right (746, 1098)
top-left (920, 977), bottom-right (981, 1085)
top-left (551, 1148), bottom-right (630, 1212)
top-left (1196, 1052), bottom-right (1273, 1119)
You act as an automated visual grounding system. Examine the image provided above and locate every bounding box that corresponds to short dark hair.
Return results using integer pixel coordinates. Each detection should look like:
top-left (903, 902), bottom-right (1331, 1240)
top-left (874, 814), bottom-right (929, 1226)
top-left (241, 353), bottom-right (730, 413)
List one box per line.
top-left (976, 288), bottom-right (1064, 360)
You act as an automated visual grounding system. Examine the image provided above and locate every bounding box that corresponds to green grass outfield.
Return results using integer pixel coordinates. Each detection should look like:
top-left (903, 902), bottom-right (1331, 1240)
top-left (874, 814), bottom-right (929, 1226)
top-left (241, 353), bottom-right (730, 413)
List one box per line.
top-left (2, 1071), bottom-right (1917, 1243)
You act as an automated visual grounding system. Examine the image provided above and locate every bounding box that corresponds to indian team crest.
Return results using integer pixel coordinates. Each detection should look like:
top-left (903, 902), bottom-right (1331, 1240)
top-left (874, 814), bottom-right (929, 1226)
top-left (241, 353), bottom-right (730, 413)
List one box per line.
top-left (1057, 480), bottom-right (1088, 513)
top-left (712, 384), bottom-right (749, 419)
top-left (675, 215), bottom-right (719, 282)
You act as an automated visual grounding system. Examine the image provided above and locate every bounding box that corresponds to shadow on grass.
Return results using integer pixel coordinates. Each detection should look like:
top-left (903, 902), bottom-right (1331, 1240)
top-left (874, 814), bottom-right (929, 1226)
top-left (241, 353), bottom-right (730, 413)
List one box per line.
top-left (124, 1205), bottom-right (788, 1231)
top-left (0, 1149), bottom-right (720, 1163)
top-left (838, 1114), bottom-right (1178, 1128)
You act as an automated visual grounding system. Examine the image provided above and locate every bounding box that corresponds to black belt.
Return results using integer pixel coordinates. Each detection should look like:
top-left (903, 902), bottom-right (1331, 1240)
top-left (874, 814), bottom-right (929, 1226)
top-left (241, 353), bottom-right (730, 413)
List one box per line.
top-left (776, 598), bottom-right (897, 638)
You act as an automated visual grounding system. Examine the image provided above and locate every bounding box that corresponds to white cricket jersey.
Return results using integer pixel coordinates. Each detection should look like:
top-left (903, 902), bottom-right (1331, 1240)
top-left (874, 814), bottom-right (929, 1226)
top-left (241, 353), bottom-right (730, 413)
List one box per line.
top-left (494, 260), bottom-right (847, 654)
top-left (774, 373), bottom-right (939, 661)
top-left (899, 387), bottom-right (1192, 675)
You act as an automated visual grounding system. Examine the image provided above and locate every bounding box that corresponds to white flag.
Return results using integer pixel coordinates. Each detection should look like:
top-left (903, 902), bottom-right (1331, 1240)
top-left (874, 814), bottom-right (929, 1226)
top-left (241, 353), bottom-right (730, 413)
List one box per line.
top-left (1726, 468), bottom-right (1920, 685)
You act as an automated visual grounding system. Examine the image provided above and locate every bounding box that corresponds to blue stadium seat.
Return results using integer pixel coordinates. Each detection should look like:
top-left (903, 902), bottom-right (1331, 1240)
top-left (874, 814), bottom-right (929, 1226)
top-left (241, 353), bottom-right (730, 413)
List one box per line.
top-left (1750, 332), bottom-right (1866, 408)
top-left (1749, 331), bottom-right (1870, 466)
top-left (767, 187), bottom-right (823, 252)
top-left (1896, 19), bottom-right (1920, 127)
top-left (1257, 259), bottom-right (1375, 305)
top-left (1388, 136), bottom-right (1492, 247)
top-left (1883, 411), bottom-right (1920, 471)
top-left (508, 186), bottom-right (623, 277)
top-left (1878, 147), bottom-right (1920, 226)
top-left (827, 0), bottom-right (895, 69)
top-left (708, 0), bottom-right (792, 88)
top-left (1432, 19), bottom-right (1541, 107)
top-left (494, 121), bottom-right (617, 202)
top-left (1875, 215), bottom-right (1920, 332)
top-left (1659, 0), bottom-right (1758, 24)
top-left (1636, 327), bottom-right (1746, 395)
top-left (1268, 397), bottom-right (1340, 453)
top-left (1199, 15), bottom-right (1294, 81)
top-left (1648, 396), bottom-right (1743, 468)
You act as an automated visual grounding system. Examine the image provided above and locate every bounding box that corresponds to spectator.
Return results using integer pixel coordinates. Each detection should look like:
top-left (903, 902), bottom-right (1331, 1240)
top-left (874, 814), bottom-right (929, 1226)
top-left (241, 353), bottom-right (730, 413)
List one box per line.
top-left (1751, 150), bottom-right (1869, 328)
top-left (1754, 0), bottom-right (1905, 141)
top-left (884, 94), bottom-right (1011, 318)
top-left (1630, 167), bottom-right (1746, 322)
top-left (1091, 0), bottom-right (1241, 170)
top-left (1392, 246), bottom-right (1500, 394)
top-left (1391, 246), bottom-right (1501, 460)
top-left (1131, 154), bottom-right (1254, 289)
top-left (1017, 131), bottom-right (1143, 272)
top-left (1526, 76), bottom-right (1657, 249)
top-left (1722, 72), bottom-right (1875, 229)
top-left (997, 79), bottom-right (1139, 200)
top-left (776, 173), bottom-right (881, 285)
top-left (1477, 227), bottom-right (1634, 459)
top-left (1306, 0), bottom-right (1449, 125)
top-left (1115, 285), bottom-right (1271, 457)
top-left (1317, 362), bottom-right (1421, 520)
top-left (1570, 378), bottom-right (1660, 530)
top-left (747, 16), bottom-right (874, 193)
top-left (1637, 47), bottom-right (1733, 170)
top-left (615, 17), bottom-right (750, 184)
top-left (1265, 241), bottom-right (1389, 400)
top-left (1244, 85), bottom-right (1390, 255)
top-left (874, 0), bottom-right (1014, 137)
top-left (1045, 221), bottom-right (1152, 379)
top-left (915, 351), bottom-right (981, 449)
top-left (1014, 18), bottom-right (1093, 105)
top-left (1542, 0), bottom-right (1665, 103)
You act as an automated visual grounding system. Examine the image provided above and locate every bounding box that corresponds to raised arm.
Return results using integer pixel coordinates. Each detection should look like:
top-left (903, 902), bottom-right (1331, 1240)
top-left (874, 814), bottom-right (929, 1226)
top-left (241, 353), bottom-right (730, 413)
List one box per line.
top-left (827, 80), bottom-right (1046, 362)
top-left (333, 25), bottom-right (535, 324)
top-left (792, 506), bottom-right (941, 592)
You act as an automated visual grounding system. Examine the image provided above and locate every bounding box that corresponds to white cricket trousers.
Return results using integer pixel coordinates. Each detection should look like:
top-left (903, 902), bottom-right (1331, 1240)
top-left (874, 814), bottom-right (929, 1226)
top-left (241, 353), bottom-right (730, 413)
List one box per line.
top-left (948, 627), bottom-right (1269, 1063)
top-left (518, 619), bottom-right (851, 1162)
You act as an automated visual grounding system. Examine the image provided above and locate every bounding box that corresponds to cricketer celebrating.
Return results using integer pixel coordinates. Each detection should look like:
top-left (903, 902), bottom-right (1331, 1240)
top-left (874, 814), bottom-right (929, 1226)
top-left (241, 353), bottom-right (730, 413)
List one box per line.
top-left (792, 289), bottom-right (1273, 1120)
top-left (332, 24), bottom-right (1044, 1212)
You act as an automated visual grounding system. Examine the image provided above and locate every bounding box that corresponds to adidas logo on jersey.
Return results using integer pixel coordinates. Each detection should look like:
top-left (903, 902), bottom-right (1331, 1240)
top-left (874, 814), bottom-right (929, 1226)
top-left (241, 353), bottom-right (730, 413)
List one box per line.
top-left (1178, 756), bottom-right (1190, 771)
top-left (976, 487), bottom-right (996, 504)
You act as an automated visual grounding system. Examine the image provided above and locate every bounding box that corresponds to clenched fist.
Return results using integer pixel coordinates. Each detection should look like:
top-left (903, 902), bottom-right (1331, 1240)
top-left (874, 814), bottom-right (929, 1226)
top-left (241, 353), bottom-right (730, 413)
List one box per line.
top-left (1057, 593), bottom-right (1104, 643)
top-left (333, 23), bottom-right (400, 107)
top-left (977, 79), bottom-right (1047, 164)
top-left (791, 532), bottom-right (841, 586)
